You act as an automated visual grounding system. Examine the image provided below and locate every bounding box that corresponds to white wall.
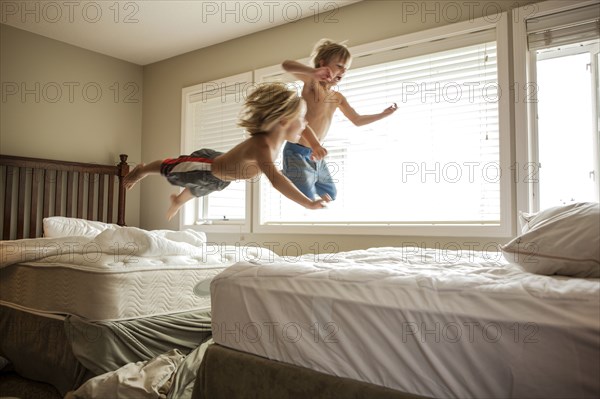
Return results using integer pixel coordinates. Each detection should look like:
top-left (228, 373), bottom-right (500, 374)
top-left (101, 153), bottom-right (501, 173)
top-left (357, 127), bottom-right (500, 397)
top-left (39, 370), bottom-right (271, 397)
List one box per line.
top-left (0, 24), bottom-right (143, 226)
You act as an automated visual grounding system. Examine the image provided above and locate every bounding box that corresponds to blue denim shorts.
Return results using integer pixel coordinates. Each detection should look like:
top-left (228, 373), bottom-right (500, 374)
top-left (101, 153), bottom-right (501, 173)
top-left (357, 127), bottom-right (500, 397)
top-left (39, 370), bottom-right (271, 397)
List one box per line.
top-left (282, 142), bottom-right (337, 200)
top-left (160, 148), bottom-right (230, 197)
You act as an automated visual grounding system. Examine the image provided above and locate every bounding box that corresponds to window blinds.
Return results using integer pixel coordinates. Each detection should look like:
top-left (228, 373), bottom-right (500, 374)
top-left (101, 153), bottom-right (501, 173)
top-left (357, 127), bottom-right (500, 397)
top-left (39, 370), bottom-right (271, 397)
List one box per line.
top-left (527, 3), bottom-right (600, 50)
top-left (260, 35), bottom-right (501, 225)
top-left (189, 85), bottom-right (248, 221)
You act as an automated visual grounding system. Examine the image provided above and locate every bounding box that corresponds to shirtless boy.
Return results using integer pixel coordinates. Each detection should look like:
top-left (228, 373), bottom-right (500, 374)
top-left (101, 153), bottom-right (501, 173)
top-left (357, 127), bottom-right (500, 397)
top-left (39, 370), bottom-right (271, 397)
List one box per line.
top-left (282, 39), bottom-right (398, 200)
top-left (124, 83), bottom-right (330, 220)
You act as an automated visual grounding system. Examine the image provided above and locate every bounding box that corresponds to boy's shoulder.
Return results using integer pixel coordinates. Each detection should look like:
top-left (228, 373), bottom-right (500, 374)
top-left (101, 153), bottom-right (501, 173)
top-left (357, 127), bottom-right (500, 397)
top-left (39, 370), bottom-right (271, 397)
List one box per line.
top-left (240, 134), bottom-right (272, 152)
top-left (305, 81), bottom-right (345, 97)
top-left (246, 135), bottom-right (277, 163)
top-left (323, 86), bottom-right (346, 103)
top-left (225, 135), bottom-right (273, 164)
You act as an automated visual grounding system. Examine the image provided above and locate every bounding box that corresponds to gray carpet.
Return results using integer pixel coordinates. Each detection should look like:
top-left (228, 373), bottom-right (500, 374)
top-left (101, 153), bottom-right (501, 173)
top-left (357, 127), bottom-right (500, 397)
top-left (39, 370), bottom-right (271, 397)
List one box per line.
top-left (0, 371), bottom-right (62, 399)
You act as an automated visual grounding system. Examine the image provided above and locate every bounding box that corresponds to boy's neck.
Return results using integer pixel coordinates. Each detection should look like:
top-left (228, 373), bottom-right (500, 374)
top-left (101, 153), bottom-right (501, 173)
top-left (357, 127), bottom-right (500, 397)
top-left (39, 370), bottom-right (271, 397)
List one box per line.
top-left (263, 127), bottom-right (287, 148)
top-left (319, 81), bottom-right (336, 91)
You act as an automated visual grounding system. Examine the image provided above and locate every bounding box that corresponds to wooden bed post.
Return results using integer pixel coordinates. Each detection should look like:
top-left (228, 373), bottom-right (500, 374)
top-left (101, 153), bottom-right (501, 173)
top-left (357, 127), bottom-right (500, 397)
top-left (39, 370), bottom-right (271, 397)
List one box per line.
top-left (117, 154), bottom-right (129, 226)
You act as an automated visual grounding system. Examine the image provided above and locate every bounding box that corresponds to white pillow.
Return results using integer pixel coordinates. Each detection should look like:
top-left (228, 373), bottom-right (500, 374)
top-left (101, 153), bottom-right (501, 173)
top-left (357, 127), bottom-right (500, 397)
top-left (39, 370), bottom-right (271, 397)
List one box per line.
top-left (502, 202), bottom-right (600, 278)
top-left (517, 210), bottom-right (537, 233)
top-left (43, 217), bottom-right (119, 238)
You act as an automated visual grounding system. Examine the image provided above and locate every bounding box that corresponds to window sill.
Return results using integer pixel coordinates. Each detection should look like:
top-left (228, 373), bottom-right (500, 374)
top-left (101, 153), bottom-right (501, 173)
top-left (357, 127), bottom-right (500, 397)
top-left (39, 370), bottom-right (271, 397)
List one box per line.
top-left (253, 222), bottom-right (512, 237)
top-left (181, 221), bottom-right (251, 234)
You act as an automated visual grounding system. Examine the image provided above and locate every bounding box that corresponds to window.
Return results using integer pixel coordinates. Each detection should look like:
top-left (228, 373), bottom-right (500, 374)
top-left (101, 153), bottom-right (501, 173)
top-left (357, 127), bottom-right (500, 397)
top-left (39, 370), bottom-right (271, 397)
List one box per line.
top-left (522, 1), bottom-right (600, 212)
top-left (181, 72), bottom-right (252, 232)
top-left (535, 44), bottom-right (599, 209)
top-left (255, 17), bottom-right (513, 236)
top-left (180, 15), bottom-right (514, 236)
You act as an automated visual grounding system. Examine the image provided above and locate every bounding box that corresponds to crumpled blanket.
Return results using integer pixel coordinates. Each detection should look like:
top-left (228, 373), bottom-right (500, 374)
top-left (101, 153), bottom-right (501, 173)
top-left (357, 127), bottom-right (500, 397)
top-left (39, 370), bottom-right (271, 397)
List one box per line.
top-left (65, 339), bottom-right (213, 399)
top-left (0, 227), bottom-right (209, 270)
top-left (66, 348), bottom-right (185, 399)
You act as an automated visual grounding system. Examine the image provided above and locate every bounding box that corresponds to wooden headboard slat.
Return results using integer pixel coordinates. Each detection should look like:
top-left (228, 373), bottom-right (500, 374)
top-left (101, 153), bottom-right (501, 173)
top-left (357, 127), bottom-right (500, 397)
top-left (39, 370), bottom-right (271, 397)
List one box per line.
top-left (98, 175), bottom-right (105, 222)
top-left (77, 173), bottom-right (84, 219)
top-left (66, 171), bottom-right (74, 218)
top-left (87, 174), bottom-right (95, 220)
top-left (0, 154), bottom-right (128, 240)
top-left (54, 170), bottom-right (62, 216)
top-left (3, 166), bottom-right (14, 239)
top-left (43, 170), bottom-right (51, 220)
top-left (17, 169), bottom-right (26, 238)
top-left (107, 175), bottom-right (115, 223)
top-left (29, 169), bottom-right (41, 238)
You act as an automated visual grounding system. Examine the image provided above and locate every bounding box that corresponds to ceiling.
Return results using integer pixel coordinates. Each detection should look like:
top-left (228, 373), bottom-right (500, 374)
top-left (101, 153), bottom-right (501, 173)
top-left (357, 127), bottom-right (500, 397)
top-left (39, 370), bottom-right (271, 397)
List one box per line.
top-left (1, 0), bottom-right (361, 65)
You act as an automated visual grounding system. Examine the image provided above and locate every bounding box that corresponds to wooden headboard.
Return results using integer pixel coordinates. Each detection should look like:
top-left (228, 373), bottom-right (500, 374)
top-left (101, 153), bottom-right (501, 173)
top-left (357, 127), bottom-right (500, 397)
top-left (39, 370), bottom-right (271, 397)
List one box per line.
top-left (0, 154), bottom-right (129, 240)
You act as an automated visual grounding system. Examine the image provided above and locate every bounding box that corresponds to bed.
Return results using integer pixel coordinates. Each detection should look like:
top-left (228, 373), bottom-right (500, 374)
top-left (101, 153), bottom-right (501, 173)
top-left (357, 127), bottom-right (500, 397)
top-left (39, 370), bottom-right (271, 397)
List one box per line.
top-left (194, 202), bottom-right (600, 399)
top-left (0, 154), bottom-right (124, 392)
top-left (0, 154), bottom-right (264, 398)
top-left (3, 154), bottom-right (598, 398)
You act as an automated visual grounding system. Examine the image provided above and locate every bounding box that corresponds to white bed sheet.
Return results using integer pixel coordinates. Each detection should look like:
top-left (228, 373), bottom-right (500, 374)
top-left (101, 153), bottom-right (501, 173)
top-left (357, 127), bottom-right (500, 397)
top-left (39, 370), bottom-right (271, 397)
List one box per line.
top-left (210, 247), bottom-right (600, 399)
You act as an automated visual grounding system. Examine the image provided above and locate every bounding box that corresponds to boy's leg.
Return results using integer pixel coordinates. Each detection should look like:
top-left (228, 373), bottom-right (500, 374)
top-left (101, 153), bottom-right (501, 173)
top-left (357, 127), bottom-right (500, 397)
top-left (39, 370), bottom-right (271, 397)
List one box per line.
top-left (167, 188), bottom-right (195, 221)
top-left (315, 159), bottom-right (337, 200)
top-left (282, 145), bottom-right (318, 200)
top-left (124, 160), bottom-right (163, 190)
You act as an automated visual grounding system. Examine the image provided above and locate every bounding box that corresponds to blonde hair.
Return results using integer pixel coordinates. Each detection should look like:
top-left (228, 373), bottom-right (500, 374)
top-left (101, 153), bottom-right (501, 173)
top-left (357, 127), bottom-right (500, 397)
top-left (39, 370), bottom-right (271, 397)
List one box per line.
top-left (238, 83), bottom-right (303, 136)
top-left (310, 38), bottom-right (351, 68)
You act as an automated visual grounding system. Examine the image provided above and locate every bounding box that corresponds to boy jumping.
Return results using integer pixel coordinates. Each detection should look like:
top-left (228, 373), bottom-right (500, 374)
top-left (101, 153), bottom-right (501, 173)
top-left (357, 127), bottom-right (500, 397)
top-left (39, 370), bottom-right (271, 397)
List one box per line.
top-left (124, 83), bottom-right (330, 220)
top-left (282, 39), bottom-right (398, 201)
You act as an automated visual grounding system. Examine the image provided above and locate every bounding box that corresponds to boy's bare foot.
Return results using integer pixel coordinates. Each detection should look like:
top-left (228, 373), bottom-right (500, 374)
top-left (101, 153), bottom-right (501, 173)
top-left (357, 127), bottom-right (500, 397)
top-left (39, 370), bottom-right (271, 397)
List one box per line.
top-left (166, 193), bottom-right (184, 221)
top-left (123, 163), bottom-right (145, 190)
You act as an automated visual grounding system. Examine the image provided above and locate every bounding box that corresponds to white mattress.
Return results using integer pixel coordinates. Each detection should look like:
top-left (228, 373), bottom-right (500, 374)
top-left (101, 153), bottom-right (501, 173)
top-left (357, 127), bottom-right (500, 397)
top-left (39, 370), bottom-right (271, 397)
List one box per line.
top-left (0, 227), bottom-right (276, 321)
top-left (211, 247), bottom-right (600, 399)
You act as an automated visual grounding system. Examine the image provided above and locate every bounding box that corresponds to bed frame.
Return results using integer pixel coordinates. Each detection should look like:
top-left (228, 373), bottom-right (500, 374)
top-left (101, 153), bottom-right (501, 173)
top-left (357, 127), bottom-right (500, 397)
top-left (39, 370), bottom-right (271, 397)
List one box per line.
top-left (0, 154), bottom-right (129, 240)
top-left (0, 153), bottom-right (130, 395)
top-left (193, 344), bottom-right (430, 399)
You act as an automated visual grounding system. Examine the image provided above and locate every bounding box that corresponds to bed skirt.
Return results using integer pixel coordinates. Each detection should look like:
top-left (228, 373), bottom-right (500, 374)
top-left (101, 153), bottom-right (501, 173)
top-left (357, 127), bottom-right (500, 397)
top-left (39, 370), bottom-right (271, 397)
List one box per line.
top-left (192, 344), bottom-right (431, 399)
top-left (0, 306), bottom-right (92, 395)
top-left (0, 305), bottom-right (212, 396)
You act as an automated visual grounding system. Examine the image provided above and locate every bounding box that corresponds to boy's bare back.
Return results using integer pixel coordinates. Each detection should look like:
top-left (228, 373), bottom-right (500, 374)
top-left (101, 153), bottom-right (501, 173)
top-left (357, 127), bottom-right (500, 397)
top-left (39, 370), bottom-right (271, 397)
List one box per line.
top-left (211, 134), bottom-right (279, 181)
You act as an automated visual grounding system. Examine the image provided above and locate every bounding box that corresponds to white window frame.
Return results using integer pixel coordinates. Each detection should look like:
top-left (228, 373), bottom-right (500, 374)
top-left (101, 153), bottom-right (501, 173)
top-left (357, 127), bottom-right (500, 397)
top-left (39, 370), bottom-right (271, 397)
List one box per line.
top-left (180, 72), bottom-right (253, 233)
top-left (253, 14), bottom-right (514, 237)
top-left (512, 0), bottom-right (600, 216)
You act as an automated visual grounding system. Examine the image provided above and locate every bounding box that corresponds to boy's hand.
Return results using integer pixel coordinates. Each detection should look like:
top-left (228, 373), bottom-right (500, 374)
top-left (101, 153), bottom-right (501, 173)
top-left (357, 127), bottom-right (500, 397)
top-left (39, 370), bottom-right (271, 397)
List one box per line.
top-left (307, 194), bottom-right (332, 209)
top-left (310, 145), bottom-right (328, 161)
top-left (382, 103), bottom-right (398, 116)
top-left (313, 67), bottom-right (333, 83)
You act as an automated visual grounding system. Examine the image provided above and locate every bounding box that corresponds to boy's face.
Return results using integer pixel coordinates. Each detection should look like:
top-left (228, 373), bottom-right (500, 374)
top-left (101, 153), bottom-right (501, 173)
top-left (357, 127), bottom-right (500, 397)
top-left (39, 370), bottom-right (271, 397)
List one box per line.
top-left (321, 56), bottom-right (350, 82)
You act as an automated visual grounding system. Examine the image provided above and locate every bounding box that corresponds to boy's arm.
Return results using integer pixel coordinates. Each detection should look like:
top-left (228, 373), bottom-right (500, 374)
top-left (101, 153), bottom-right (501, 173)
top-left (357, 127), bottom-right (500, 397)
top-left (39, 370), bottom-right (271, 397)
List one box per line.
top-left (338, 93), bottom-right (398, 127)
top-left (259, 159), bottom-right (330, 209)
top-left (282, 60), bottom-right (333, 84)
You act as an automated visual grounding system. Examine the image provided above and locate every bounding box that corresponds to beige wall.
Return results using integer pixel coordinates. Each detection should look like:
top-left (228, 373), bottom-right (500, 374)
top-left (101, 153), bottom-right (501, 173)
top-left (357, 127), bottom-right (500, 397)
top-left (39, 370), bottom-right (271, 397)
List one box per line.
top-left (141, 0), bottom-right (543, 253)
top-left (0, 24), bottom-right (142, 226)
